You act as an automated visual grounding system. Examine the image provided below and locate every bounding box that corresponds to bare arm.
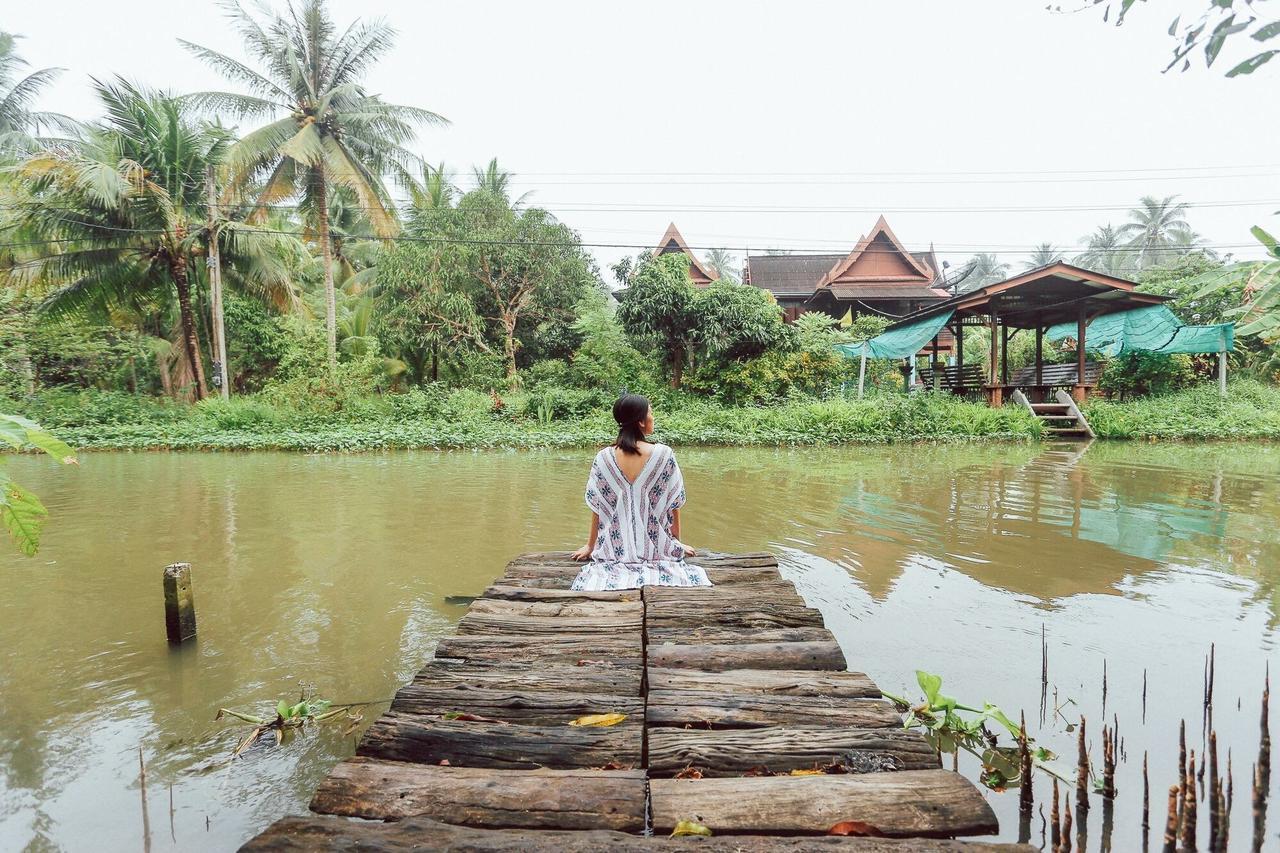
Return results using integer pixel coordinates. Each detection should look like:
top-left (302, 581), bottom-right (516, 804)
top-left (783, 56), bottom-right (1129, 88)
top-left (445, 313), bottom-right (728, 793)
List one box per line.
top-left (571, 513), bottom-right (600, 561)
top-left (671, 507), bottom-right (681, 540)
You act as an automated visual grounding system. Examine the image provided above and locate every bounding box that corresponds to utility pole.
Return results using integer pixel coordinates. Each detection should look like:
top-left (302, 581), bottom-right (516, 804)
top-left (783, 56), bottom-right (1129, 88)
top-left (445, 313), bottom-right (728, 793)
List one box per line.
top-left (206, 167), bottom-right (229, 399)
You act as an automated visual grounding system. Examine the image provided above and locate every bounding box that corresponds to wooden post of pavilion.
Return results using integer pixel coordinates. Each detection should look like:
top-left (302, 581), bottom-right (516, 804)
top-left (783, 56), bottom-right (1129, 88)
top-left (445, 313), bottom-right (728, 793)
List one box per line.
top-left (955, 321), bottom-right (965, 393)
top-left (1034, 324), bottom-right (1044, 388)
top-left (987, 312), bottom-right (1002, 407)
top-left (1073, 307), bottom-right (1088, 403)
top-left (1000, 326), bottom-right (1009, 385)
top-left (931, 335), bottom-right (941, 392)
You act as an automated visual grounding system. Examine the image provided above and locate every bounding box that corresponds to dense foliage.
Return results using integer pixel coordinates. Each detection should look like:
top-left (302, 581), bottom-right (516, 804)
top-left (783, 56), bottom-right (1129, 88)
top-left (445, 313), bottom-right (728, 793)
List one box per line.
top-left (0, 4), bottom-right (1275, 457)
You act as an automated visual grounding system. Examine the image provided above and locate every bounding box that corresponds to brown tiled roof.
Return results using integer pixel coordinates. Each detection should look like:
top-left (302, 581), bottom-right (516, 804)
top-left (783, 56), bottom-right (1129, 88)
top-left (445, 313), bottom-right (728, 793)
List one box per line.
top-left (745, 254), bottom-right (846, 296)
top-left (825, 285), bottom-right (952, 299)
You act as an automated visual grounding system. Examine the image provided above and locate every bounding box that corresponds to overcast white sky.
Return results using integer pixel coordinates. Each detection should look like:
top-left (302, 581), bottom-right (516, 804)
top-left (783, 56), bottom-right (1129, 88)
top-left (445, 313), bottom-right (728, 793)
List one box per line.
top-left (8, 0), bottom-right (1279, 276)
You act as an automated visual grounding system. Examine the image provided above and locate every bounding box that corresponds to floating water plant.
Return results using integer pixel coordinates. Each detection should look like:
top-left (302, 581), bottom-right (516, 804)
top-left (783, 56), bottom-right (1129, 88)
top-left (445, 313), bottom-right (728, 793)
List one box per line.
top-left (215, 689), bottom-right (363, 758)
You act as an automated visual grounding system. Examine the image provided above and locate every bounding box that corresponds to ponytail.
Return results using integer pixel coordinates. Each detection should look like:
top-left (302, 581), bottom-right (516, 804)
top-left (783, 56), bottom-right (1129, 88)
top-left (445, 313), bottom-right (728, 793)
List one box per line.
top-left (612, 394), bottom-right (650, 456)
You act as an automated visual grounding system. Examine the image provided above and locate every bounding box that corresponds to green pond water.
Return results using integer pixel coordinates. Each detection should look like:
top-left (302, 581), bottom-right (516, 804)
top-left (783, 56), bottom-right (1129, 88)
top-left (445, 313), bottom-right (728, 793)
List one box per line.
top-left (2, 443), bottom-right (1280, 851)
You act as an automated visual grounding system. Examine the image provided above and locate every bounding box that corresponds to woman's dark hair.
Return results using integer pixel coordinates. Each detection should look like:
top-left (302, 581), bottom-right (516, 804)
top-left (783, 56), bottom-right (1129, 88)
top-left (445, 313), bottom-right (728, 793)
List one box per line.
top-left (612, 394), bottom-right (650, 455)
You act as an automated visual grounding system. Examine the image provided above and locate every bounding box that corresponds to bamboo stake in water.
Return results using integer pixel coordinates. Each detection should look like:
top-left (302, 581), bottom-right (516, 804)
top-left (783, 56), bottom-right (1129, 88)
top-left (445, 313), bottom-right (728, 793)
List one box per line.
top-left (1179, 718), bottom-right (1188, 828)
top-left (1020, 712), bottom-right (1034, 815)
top-left (1077, 715), bottom-right (1090, 815)
top-left (1183, 748), bottom-right (1198, 852)
top-left (1051, 778), bottom-right (1061, 852)
top-left (1162, 785), bottom-right (1180, 853)
top-left (1208, 730), bottom-right (1219, 849)
top-left (1061, 799), bottom-right (1074, 853)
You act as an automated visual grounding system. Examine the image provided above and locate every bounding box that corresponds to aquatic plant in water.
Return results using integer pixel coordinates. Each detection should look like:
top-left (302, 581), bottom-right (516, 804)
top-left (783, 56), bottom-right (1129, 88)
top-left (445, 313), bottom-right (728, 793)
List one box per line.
top-left (215, 688), bottom-right (363, 758)
top-left (882, 671), bottom-right (1069, 791)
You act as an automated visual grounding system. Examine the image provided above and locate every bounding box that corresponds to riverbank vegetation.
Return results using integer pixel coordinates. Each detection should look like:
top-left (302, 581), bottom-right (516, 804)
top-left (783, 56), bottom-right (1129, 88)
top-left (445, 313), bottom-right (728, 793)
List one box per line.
top-left (2, 3), bottom-right (1280, 455)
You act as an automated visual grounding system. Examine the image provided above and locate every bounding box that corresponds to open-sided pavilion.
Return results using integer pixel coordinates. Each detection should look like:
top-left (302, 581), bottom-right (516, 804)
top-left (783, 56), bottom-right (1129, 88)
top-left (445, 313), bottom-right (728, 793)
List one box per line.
top-left (845, 263), bottom-right (1184, 406)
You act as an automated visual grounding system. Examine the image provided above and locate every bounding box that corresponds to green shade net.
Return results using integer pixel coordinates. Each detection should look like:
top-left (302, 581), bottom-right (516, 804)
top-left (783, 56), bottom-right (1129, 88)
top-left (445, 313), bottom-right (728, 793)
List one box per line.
top-left (1044, 305), bottom-right (1234, 356)
top-left (834, 310), bottom-right (954, 360)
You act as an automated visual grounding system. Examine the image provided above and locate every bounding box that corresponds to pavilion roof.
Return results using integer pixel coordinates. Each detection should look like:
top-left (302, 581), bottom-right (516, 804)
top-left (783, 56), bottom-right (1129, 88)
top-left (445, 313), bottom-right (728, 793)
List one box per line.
top-left (888, 262), bottom-right (1170, 330)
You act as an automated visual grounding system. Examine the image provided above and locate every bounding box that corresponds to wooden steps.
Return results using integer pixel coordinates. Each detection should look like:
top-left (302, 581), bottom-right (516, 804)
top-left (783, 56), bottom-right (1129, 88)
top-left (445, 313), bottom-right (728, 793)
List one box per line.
top-left (1012, 388), bottom-right (1094, 439)
top-left (241, 552), bottom-right (1030, 851)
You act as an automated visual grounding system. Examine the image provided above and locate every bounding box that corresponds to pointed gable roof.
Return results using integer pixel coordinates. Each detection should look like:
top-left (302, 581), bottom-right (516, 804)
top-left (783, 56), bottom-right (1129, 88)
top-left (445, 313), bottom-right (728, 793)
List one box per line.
top-left (816, 215), bottom-right (935, 289)
top-left (653, 222), bottom-right (719, 285)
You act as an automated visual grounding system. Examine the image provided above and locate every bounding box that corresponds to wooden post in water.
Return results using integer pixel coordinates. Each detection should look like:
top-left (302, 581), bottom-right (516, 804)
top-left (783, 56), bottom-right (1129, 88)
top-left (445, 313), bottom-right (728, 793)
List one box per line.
top-left (163, 563), bottom-right (197, 644)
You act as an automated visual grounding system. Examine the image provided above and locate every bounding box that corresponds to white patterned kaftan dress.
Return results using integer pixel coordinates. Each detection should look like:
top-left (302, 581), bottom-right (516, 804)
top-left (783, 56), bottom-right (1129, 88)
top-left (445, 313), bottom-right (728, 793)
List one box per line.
top-left (570, 443), bottom-right (712, 591)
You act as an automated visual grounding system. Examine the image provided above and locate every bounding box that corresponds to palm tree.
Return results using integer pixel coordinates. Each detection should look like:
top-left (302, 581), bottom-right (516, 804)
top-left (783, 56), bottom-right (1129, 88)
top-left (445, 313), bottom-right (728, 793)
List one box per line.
top-left (1075, 224), bottom-right (1135, 277)
top-left (955, 253), bottom-right (1010, 293)
top-left (1120, 195), bottom-right (1202, 270)
top-left (0, 32), bottom-right (77, 157)
top-left (472, 158), bottom-right (531, 208)
top-left (1022, 243), bottom-right (1062, 270)
top-left (8, 79), bottom-right (297, 400)
top-left (182, 0), bottom-right (446, 375)
top-left (704, 248), bottom-right (740, 283)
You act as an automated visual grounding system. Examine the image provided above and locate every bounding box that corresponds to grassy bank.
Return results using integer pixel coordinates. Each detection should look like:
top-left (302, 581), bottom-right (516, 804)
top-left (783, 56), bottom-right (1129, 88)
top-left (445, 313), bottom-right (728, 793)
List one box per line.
top-left (6, 381), bottom-right (1279, 451)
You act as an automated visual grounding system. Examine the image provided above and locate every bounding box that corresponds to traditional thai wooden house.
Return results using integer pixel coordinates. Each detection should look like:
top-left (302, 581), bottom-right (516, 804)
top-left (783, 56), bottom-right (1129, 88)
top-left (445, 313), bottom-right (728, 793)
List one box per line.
top-left (743, 216), bottom-right (953, 354)
top-left (652, 222), bottom-right (719, 287)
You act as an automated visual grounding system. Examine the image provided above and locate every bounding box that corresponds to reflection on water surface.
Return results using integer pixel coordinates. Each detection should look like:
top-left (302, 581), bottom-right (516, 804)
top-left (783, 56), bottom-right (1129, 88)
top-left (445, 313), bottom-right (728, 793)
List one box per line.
top-left (1, 442), bottom-right (1278, 850)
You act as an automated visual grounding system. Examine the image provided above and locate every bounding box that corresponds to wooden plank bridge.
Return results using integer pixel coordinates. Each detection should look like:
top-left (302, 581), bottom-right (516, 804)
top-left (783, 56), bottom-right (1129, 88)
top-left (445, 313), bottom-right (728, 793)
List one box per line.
top-left (243, 552), bottom-right (1030, 851)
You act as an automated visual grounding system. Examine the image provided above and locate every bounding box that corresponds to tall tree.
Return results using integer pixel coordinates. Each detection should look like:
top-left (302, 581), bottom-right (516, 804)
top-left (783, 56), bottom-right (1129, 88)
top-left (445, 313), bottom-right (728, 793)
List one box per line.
top-left (704, 247), bottom-right (740, 283)
top-left (182, 0), bottom-right (446, 375)
top-left (379, 188), bottom-right (596, 382)
top-left (1075, 224), bottom-right (1135, 277)
top-left (0, 32), bottom-right (76, 157)
top-left (1120, 195), bottom-right (1202, 270)
top-left (955, 253), bottom-right (1010, 293)
top-left (616, 253), bottom-right (700, 388)
top-left (7, 79), bottom-right (297, 400)
top-left (471, 158), bottom-right (531, 209)
top-left (1023, 243), bottom-right (1063, 270)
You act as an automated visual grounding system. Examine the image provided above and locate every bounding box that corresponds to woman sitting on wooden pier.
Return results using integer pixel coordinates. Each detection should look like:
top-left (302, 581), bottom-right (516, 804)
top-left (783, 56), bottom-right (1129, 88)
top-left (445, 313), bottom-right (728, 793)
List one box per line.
top-left (570, 394), bottom-right (709, 591)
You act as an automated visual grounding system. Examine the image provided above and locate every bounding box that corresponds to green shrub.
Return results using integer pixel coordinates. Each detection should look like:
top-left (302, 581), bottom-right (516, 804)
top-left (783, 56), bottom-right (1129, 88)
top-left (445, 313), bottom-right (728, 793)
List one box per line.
top-left (1098, 352), bottom-right (1196, 399)
top-left (195, 397), bottom-right (279, 430)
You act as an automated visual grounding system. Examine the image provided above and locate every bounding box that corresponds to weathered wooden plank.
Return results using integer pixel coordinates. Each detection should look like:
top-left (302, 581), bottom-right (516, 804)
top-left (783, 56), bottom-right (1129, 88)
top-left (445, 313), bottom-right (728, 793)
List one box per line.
top-left (436, 634), bottom-right (642, 664)
top-left (648, 604), bottom-right (824, 631)
top-left (310, 758), bottom-right (646, 831)
top-left (648, 626), bottom-right (836, 645)
top-left (479, 585), bottom-right (640, 604)
top-left (457, 611), bottom-right (642, 636)
top-left (390, 686), bottom-right (642, 726)
top-left (646, 690), bottom-right (899, 729)
top-left (647, 641), bottom-right (846, 672)
top-left (507, 551), bottom-right (778, 569)
top-left (647, 667), bottom-right (881, 698)
top-left (643, 582), bottom-right (804, 604)
top-left (698, 565), bottom-right (785, 584)
top-left (468, 597), bottom-right (643, 618)
top-left (413, 660), bottom-right (642, 696)
top-left (648, 771), bottom-right (999, 838)
top-left (648, 726), bottom-right (938, 776)
top-left (243, 815), bottom-right (1033, 851)
top-left (357, 713), bottom-right (641, 769)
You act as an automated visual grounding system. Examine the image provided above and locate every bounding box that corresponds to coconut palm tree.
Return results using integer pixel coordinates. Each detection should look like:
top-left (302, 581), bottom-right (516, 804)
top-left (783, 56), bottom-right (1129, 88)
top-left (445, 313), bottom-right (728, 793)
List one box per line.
top-left (0, 32), bottom-right (77, 156)
top-left (182, 0), bottom-right (446, 375)
top-left (1075, 224), bottom-right (1135, 277)
top-left (955, 253), bottom-right (1010, 293)
top-left (1120, 195), bottom-right (1202, 270)
top-left (1022, 243), bottom-right (1063, 270)
top-left (472, 158), bottom-right (531, 209)
top-left (704, 248), bottom-right (740, 283)
top-left (8, 78), bottom-right (297, 400)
